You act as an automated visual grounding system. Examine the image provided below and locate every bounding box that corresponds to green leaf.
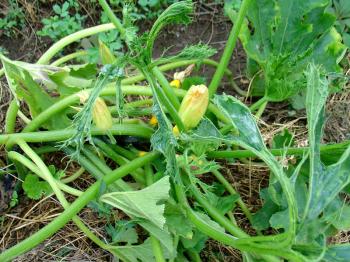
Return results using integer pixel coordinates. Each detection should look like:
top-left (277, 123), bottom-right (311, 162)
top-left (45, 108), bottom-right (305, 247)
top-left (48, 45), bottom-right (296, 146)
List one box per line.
top-left (181, 118), bottom-right (222, 156)
top-left (1, 56), bottom-right (71, 129)
top-left (100, 176), bottom-right (170, 228)
top-left (240, 0), bottom-right (346, 101)
top-left (154, 44), bottom-right (217, 66)
top-left (304, 64), bottom-right (350, 220)
top-left (252, 188), bottom-right (279, 230)
top-left (138, 220), bottom-right (176, 259)
top-left (150, 95), bottom-right (178, 178)
top-left (213, 94), bottom-right (265, 151)
top-left (272, 129), bottom-right (294, 149)
top-left (146, 0), bottom-right (193, 58)
top-left (323, 197), bottom-right (350, 231)
top-left (269, 208), bottom-right (289, 230)
top-left (22, 174), bottom-right (52, 200)
top-left (323, 244), bottom-right (350, 262)
top-left (165, 203), bottom-right (193, 239)
top-left (110, 238), bottom-right (155, 262)
top-left (105, 221), bottom-right (138, 245)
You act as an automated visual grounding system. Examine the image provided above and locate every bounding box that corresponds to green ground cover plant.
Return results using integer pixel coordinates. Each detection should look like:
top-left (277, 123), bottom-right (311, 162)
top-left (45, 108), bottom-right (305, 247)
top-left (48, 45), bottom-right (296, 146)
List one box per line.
top-left (1, 0), bottom-right (350, 261)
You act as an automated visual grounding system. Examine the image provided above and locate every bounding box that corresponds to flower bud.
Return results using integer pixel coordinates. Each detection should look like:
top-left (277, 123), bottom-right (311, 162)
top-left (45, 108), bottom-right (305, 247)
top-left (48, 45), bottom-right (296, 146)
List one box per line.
top-left (170, 64), bottom-right (195, 89)
top-left (178, 84), bottom-right (209, 130)
top-left (170, 79), bottom-right (181, 89)
top-left (99, 40), bottom-right (117, 65)
top-left (92, 97), bottom-right (113, 131)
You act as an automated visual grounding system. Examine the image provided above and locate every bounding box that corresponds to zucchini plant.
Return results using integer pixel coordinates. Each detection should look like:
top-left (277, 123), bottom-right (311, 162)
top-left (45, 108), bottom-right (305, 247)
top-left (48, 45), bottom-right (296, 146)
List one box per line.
top-left (1, 0), bottom-right (350, 261)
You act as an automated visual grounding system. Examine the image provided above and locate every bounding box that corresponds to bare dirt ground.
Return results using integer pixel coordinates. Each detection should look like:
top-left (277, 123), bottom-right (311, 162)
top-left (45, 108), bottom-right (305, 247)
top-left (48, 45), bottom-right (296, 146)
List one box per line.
top-left (0, 1), bottom-right (350, 261)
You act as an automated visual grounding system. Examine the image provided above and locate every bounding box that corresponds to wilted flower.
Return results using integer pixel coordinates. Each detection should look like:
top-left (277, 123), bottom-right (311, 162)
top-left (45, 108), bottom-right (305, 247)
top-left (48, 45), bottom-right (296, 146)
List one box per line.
top-left (92, 98), bottom-right (113, 130)
top-left (99, 40), bottom-right (117, 65)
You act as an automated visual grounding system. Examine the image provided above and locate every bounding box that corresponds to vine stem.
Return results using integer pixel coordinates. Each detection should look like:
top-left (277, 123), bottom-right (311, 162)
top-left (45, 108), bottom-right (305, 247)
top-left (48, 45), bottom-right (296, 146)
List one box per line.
top-left (174, 184), bottom-right (301, 262)
top-left (0, 124), bottom-right (153, 145)
top-left (207, 140), bottom-right (350, 159)
top-left (8, 151), bottom-right (82, 196)
top-left (10, 141), bottom-right (120, 257)
top-left (211, 170), bottom-right (256, 232)
top-left (37, 23), bottom-right (115, 65)
top-left (249, 96), bottom-right (268, 112)
top-left (145, 164), bottom-right (166, 262)
top-left (0, 151), bottom-right (160, 261)
top-left (208, 0), bottom-right (252, 97)
top-left (50, 50), bottom-right (88, 66)
top-left (5, 100), bottom-right (18, 134)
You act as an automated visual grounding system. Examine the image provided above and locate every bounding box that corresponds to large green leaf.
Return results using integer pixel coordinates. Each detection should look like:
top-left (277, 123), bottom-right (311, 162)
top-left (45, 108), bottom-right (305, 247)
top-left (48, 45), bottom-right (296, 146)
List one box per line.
top-left (100, 176), bottom-right (170, 229)
top-left (238, 0), bottom-right (345, 101)
top-left (1, 57), bottom-right (71, 129)
top-left (304, 65), bottom-right (350, 220)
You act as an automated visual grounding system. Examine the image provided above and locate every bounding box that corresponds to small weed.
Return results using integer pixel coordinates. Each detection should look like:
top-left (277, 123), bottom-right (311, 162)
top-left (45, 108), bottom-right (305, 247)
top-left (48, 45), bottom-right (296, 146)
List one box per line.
top-left (37, 0), bottom-right (86, 41)
top-left (0, 0), bottom-right (25, 37)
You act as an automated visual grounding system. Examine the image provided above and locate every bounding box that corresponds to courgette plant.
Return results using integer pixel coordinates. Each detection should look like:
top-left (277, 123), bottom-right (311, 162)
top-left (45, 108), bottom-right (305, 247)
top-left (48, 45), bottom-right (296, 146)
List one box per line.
top-left (1, 0), bottom-right (350, 261)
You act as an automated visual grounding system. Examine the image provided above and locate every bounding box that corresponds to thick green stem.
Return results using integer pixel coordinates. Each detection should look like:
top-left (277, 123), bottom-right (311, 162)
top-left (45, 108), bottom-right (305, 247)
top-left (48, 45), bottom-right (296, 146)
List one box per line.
top-left (5, 100), bottom-right (18, 134)
top-left (207, 140), bottom-right (350, 159)
top-left (93, 138), bottom-right (145, 183)
top-left (255, 101), bottom-right (267, 119)
top-left (208, 0), bottom-right (252, 97)
top-left (98, 0), bottom-right (125, 36)
top-left (174, 184), bottom-right (299, 262)
top-left (185, 175), bottom-right (248, 238)
top-left (82, 146), bottom-right (134, 189)
top-left (37, 24), bottom-right (115, 65)
top-left (10, 142), bottom-right (116, 256)
top-left (1, 124), bottom-right (152, 145)
top-left (0, 152), bottom-right (160, 261)
top-left (151, 67), bottom-right (180, 109)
